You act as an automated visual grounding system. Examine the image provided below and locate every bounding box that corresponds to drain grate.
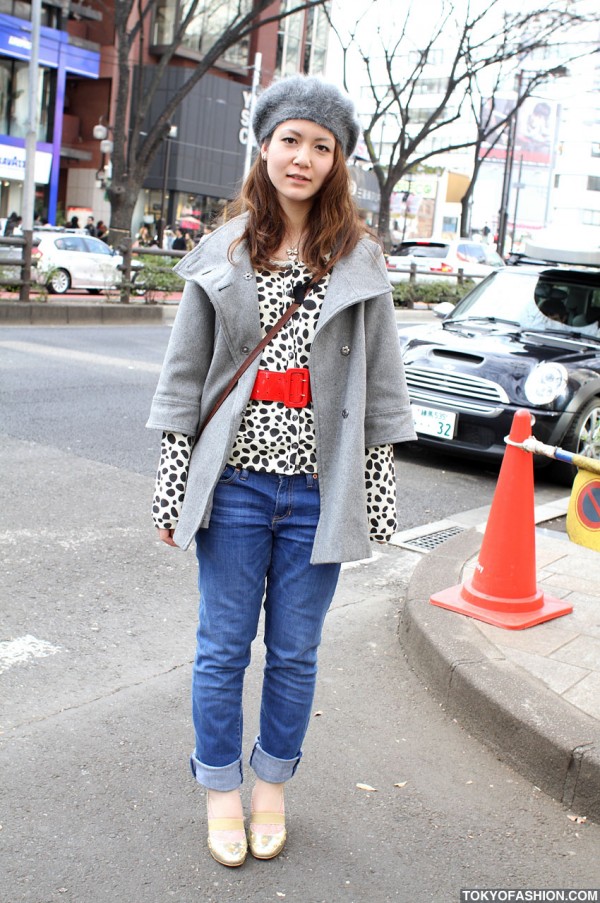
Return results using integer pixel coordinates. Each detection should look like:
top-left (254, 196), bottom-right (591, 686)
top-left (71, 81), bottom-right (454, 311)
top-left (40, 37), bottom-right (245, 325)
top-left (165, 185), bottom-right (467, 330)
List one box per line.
top-left (399, 525), bottom-right (466, 552)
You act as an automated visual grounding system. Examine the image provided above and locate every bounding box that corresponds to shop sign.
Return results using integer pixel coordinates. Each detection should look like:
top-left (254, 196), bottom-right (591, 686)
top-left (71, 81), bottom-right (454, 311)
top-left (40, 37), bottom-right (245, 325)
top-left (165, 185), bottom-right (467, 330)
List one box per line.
top-left (0, 144), bottom-right (53, 184)
top-left (239, 90), bottom-right (253, 146)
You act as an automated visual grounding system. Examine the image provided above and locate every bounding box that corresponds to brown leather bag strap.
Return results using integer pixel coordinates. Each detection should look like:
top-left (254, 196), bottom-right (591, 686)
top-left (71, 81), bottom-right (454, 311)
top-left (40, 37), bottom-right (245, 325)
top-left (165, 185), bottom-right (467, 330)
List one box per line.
top-left (196, 279), bottom-right (314, 440)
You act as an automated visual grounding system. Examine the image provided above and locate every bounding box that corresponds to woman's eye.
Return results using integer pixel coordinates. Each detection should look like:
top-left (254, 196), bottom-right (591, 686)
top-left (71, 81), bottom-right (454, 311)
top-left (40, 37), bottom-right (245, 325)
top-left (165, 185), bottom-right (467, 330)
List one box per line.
top-left (316, 145), bottom-right (331, 153)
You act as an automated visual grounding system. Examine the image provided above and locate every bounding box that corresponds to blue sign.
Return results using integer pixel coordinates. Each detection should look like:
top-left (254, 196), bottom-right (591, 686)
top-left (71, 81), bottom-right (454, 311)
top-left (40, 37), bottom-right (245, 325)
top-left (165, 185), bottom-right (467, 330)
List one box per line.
top-left (0, 14), bottom-right (100, 76)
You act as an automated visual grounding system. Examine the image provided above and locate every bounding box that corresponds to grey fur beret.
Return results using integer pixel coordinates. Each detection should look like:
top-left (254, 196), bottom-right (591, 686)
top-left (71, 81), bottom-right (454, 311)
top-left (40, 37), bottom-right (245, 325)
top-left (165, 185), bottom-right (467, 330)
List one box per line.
top-left (252, 75), bottom-right (360, 159)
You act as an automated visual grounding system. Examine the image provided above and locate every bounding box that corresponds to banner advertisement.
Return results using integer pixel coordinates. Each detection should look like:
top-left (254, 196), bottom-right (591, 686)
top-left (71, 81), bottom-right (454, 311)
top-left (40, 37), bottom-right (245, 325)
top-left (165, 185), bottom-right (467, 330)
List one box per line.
top-left (480, 96), bottom-right (559, 167)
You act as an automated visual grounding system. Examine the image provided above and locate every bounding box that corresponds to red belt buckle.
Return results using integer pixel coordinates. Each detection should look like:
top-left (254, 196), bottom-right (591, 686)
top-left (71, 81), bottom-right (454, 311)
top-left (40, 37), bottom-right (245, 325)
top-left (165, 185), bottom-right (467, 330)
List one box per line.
top-left (283, 367), bottom-right (311, 407)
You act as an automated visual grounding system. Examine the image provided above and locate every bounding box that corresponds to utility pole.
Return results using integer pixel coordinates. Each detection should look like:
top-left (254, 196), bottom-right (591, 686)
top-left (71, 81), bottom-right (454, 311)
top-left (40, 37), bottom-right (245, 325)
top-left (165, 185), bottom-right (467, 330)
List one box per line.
top-left (20, 0), bottom-right (41, 301)
top-left (243, 52), bottom-right (262, 180)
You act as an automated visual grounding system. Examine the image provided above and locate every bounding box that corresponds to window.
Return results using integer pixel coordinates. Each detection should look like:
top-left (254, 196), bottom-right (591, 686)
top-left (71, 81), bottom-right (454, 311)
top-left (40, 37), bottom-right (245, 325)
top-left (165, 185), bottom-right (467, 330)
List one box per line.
top-left (587, 176), bottom-right (600, 192)
top-left (303, 3), bottom-right (330, 75)
top-left (413, 77), bottom-right (448, 95)
top-left (275, 0), bottom-right (304, 77)
top-left (582, 209), bottom-right (600, 226)
top-left (0, 60), bottom-right (54, 141)
top-left (592, 143), bottom-right (600, 158)
top-left (152, 0), bottom-right (250, 66)
top-left (408, 49), bottom-right (444, 66)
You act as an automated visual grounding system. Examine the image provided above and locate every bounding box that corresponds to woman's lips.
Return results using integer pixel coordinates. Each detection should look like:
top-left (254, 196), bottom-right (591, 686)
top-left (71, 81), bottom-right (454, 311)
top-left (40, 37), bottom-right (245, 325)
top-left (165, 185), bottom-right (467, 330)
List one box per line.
top-left (287, 173), bottom-right (310, 182)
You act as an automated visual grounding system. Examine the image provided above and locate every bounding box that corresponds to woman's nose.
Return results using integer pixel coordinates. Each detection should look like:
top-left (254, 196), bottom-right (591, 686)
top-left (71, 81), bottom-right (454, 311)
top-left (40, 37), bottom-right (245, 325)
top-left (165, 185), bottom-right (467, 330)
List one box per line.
top-left (293, 144), bottom-right (310, 166)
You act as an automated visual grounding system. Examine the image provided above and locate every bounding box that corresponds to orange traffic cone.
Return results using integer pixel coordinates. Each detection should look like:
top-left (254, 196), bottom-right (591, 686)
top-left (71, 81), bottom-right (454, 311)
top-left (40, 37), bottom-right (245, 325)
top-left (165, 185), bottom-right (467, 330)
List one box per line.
top-left (430, 408), bottom-right (573, 629)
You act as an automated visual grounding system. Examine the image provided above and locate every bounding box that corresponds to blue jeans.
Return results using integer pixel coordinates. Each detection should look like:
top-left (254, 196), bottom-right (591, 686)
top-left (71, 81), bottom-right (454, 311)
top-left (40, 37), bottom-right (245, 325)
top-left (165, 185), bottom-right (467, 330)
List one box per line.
top-left (190, 465), bottom-right (341, 792)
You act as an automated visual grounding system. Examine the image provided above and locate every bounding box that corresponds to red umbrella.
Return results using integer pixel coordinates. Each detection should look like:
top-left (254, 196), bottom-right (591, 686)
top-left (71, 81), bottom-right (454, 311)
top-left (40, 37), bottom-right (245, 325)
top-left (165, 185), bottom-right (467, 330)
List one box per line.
top-left (180, 216), bottom-right (201, 230)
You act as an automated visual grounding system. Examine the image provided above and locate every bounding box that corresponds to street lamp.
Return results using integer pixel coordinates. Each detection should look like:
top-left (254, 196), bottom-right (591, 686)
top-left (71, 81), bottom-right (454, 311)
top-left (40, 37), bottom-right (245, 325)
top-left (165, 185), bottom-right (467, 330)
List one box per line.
top-left (93, 120), bottom-right (113, 188)
top-left (158, 123), bottom-right (178, 247)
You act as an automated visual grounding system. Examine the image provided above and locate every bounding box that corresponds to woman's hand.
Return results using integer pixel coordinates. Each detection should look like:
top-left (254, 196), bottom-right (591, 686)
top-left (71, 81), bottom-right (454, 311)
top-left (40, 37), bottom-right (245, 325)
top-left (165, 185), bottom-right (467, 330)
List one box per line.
top-left (158, 527), bottom-right (178, 547)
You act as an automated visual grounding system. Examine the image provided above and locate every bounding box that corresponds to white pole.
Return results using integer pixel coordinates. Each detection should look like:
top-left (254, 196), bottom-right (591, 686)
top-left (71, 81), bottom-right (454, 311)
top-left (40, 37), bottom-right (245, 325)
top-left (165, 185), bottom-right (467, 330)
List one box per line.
top-left (23, 0), bottom-right (42, 231)
top-left (243, 51), bottom-right (262, 181)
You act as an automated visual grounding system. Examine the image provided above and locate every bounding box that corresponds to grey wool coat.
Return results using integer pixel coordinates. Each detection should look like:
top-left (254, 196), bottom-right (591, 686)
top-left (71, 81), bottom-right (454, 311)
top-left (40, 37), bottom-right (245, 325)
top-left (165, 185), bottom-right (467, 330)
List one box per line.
top-left (146, 216), bottom-right (416, 564)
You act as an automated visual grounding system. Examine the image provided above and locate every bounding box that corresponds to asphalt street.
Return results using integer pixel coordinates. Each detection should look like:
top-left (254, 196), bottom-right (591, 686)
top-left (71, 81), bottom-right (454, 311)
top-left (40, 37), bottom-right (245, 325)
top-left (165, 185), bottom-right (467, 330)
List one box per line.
top-left (1, 325), bottom-right (600, 903)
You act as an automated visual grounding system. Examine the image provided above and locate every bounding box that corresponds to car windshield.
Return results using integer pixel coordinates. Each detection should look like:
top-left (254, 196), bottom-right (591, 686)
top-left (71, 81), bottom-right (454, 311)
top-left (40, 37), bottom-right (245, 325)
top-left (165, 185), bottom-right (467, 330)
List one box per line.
top-left (395, 242), bottom-right (448, 258)
top-left (447, 269), bottom-right (600, 339)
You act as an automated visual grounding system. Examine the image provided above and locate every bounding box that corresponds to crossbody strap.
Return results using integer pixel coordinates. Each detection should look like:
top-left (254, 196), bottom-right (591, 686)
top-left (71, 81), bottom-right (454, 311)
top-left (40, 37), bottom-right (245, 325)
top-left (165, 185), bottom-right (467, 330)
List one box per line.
top-left (196, 279), bottom-right (315, 440)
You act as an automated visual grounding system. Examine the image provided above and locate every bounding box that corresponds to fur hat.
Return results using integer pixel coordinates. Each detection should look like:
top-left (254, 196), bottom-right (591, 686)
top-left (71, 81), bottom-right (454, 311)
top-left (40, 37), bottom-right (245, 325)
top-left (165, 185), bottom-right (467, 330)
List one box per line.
top-left (252, 75), bottom-right (360, 159)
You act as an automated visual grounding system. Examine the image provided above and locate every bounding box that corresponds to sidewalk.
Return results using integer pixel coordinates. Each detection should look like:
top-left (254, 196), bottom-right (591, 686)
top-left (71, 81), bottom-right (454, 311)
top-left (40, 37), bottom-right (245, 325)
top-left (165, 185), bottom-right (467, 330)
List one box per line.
top-left (396, 496), bottom-right (600, 822)
top-left (0, 294), bottom-right (434, 326)
top-left (4, 294), bottom-right (598, 820)
top-left (0, 292), bottom-right (180, 325)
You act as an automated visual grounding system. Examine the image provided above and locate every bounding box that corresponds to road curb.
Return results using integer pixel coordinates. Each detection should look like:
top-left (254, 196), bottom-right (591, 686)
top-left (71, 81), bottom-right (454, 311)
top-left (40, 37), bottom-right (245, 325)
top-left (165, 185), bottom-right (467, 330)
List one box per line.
top-left (0, 301), bottom-right (168, 325)
top-left (399, 528), bottom-right (600, 822)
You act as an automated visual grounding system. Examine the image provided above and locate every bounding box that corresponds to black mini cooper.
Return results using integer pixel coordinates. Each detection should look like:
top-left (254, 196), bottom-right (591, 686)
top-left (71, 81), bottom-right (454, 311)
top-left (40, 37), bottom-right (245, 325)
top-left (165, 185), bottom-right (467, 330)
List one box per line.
top-left (397, 257), bottom-right (600, 482)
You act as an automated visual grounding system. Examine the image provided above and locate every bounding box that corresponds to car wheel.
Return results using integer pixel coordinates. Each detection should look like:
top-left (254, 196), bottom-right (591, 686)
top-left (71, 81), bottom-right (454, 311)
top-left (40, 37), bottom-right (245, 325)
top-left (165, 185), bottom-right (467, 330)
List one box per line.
top-left (551, 398), bottom-right (600, 485)
top-left (48, 268), bottom-right (71, 294)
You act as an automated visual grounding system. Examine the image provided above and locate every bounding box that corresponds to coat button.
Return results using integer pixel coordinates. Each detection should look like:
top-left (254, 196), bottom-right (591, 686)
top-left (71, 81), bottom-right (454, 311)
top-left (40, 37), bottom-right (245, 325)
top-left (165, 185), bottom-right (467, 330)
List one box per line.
top-left (243, 272), bottom-right (253, 280)
top-left (341, 345), bottom-right (351, 356)
top-left (342, 409), bottom-right (349, 418)
top-left (241, 345), bottom-right (250, 354)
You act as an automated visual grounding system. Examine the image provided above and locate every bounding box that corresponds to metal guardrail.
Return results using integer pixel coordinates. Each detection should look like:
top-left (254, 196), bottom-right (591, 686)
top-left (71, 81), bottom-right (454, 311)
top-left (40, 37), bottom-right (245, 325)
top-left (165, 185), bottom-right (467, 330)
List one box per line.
top-left (0, 236), bottom-right (187, 303)
top-left (0, 233), bottom-right (34, 302)
top-left (386, 262), bottom-right (484, 284)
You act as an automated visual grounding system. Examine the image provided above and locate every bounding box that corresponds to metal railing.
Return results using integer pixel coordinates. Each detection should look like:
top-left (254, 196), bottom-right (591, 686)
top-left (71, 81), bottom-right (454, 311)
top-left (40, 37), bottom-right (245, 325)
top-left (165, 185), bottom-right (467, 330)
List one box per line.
top-left (0, 233), bottom-right (34, 302)
top-left (0, 235), bottom-right (187, 303)
top-left (387, 262), bottom-right (485, 284)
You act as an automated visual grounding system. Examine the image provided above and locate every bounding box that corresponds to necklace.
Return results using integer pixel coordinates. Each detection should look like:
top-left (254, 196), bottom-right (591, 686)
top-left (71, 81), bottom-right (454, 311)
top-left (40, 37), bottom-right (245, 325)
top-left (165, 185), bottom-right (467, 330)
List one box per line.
top-left (286, 246), bottom-right (298, 259)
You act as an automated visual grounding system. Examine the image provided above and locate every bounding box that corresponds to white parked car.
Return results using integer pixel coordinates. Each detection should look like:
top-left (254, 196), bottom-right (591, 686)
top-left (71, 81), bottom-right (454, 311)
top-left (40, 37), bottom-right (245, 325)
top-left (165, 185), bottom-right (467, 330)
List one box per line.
top-left (386, 238), bottom-right (505, 284)
top-left (30, 230), bottom-right (143, 294)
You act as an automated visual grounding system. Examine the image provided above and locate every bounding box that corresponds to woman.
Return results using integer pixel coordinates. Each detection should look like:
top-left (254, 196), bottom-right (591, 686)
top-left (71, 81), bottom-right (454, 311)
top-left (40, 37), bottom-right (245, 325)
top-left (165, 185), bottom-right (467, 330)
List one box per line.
top-left (147, 75), bottom-right (415, 868)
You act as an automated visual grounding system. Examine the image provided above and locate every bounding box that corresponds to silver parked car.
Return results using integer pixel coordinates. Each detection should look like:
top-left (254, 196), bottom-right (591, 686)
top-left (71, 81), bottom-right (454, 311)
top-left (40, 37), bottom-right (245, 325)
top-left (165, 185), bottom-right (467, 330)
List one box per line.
top-left (386, 238), bottom-right (505, 284)
top-left (30, 230), bottom-right (143, 294)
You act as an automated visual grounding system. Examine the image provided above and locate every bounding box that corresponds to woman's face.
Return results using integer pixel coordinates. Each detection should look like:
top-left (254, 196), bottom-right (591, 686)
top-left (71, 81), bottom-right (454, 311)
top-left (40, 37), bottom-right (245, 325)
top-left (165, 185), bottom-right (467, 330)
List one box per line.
top-left (262, 119), bottom-right (336, 215)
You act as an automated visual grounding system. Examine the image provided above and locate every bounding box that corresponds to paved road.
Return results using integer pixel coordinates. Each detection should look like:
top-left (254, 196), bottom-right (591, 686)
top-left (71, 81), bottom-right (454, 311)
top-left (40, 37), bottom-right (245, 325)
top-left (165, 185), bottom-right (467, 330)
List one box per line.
top-left (2, 325), bottom-right (598, 903)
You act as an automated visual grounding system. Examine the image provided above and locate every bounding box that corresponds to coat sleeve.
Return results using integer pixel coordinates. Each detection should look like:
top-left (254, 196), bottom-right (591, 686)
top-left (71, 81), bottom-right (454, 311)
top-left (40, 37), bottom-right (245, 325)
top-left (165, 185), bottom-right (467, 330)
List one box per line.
top-left (363, 254), bottom-right (416, 447)
top-left (146, 279), bottom-right (216, 435)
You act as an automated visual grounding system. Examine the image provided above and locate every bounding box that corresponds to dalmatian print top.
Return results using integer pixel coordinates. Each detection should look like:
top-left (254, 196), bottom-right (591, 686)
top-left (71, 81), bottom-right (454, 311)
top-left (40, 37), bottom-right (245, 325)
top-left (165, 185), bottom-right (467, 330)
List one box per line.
top-left (152, 260), bottom-right (398, 541)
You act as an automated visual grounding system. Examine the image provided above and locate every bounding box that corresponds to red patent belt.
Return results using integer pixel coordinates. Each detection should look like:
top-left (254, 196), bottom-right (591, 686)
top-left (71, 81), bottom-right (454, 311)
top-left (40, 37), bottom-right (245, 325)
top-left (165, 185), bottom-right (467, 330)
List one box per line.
top-left (250, 367), bottom-right (312, 408)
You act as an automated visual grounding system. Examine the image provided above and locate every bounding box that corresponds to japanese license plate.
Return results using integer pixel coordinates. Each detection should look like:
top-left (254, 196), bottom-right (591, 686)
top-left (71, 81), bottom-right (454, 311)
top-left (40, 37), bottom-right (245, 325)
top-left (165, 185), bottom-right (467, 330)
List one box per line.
top-left (411, 404), bottom-right (457, 440)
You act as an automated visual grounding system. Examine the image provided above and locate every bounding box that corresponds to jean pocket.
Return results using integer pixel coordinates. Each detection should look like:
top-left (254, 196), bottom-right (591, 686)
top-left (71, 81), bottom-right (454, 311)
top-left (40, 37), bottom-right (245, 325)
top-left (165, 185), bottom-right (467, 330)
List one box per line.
top-left (218, 464), bottom-right (241, 485)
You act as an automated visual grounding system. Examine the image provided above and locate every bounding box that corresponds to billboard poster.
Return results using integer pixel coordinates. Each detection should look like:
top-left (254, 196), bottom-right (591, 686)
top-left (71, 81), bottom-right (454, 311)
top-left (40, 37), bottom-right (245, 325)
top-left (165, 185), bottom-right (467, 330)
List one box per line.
top-left (479, 95), bottom-right (559, 166)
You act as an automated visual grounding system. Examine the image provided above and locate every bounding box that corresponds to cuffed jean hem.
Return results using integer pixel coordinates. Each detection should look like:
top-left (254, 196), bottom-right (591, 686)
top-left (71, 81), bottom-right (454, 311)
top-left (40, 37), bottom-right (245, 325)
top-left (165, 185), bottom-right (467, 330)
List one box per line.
top-left (190, 752), bottom-right (244, 791)
top-left (249, 737), bottom-right (302, 783)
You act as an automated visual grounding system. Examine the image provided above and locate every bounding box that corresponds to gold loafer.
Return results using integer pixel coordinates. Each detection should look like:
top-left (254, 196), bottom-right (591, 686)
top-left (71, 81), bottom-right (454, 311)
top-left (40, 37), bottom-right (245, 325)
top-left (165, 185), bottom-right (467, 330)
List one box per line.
top-left (248, 811), bottom-right (287, 860)
top-left (207, 816), bottom-right (247, 868)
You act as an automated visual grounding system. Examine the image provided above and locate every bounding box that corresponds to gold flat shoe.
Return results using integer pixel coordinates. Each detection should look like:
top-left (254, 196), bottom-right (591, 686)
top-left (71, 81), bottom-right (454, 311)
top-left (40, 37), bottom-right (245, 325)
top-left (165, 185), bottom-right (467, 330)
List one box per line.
top-left (248, 811), bottom-right (287, 860)
top-left (207, 815), bottom-right (247, 867)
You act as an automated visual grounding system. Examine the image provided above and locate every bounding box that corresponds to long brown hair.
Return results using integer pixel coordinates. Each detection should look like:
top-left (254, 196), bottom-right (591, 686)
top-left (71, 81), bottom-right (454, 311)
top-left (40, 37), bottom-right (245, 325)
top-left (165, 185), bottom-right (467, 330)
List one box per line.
top-left (228, 140), bottom-right (367, 281)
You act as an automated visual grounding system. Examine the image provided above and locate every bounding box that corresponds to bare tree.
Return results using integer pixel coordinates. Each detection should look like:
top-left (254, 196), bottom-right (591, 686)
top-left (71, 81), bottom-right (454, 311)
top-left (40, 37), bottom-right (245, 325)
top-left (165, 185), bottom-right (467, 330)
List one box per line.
top-left (105, 0), bottom-right (327, 243)
top-left (330, 0), bottom-right (597, 244)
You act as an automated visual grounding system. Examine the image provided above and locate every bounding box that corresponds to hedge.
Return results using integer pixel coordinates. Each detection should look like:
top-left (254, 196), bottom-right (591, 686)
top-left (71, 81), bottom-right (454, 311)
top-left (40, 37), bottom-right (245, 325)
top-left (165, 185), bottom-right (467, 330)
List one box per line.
top-left (392, 280), bottom-right (475, 308)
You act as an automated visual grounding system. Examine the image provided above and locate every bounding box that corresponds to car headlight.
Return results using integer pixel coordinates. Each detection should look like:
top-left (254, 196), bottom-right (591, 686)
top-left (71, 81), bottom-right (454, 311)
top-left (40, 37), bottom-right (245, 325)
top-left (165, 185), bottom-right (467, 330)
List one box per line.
top-left (524, 362), bottom-right (568, 405)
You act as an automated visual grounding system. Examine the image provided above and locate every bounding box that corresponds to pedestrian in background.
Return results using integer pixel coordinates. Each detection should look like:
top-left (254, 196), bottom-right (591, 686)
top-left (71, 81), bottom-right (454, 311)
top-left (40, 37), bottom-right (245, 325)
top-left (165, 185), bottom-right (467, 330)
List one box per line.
top-left (96, 221), bottom-right (108, 241)
top-left (85, 215), bottom-right (97, 237)
top-left (134, 224), bottom-right (155, 247)
top-left (4, 212), bottom-right (21, 236)
top-left (171, 227), bottom-right (186, 251)
top-left (147, 75), bottom-right (415, 868)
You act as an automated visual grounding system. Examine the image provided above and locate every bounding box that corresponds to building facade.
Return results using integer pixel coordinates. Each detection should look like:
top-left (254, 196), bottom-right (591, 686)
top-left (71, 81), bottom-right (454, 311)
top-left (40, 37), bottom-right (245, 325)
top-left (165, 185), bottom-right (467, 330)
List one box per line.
top-left (0, 1), bottom-right (100, 224)
top-left (61, 0), bottom-right (333, 237)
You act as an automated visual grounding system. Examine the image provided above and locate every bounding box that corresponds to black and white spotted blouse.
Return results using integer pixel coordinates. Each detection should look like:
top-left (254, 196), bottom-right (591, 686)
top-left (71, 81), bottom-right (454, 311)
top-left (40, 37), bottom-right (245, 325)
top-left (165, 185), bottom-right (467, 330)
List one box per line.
top-left (152, 260), bottom-right (398, 541)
